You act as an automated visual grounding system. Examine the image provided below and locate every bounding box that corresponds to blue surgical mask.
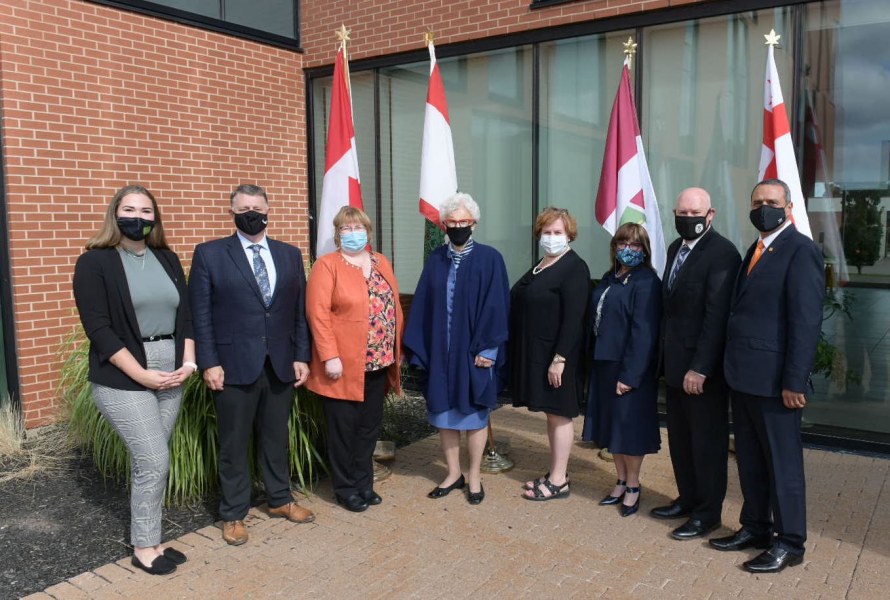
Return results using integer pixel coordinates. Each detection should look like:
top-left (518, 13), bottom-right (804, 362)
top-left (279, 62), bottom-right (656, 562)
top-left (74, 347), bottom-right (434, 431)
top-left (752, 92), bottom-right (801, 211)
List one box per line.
top-left (616, 246), bottom-right (645, 268)
top-left (539, 234), bottom-right (569, 256)
top-left (340, 231), bottom-right (368, 252)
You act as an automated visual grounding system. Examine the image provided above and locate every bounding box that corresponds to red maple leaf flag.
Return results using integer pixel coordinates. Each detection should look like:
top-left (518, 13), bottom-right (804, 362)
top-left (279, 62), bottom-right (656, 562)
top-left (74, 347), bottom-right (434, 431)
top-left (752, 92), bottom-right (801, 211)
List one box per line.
top-left (594, 57), bottom-right (666, 277)
top-left (317, 43), bottom-right (363, 257)
top-left (419, 41), bottom-right (458, 227)
top-left (758, 39), bottom-right (812, 239)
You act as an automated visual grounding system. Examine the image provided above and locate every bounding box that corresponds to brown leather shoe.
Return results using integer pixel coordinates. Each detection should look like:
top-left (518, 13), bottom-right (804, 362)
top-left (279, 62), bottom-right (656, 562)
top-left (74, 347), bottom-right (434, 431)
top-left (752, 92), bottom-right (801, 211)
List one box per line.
top-left (222, 520), bottom-right (248, 546)
top-left (268, 501), bottom-right (315, 523)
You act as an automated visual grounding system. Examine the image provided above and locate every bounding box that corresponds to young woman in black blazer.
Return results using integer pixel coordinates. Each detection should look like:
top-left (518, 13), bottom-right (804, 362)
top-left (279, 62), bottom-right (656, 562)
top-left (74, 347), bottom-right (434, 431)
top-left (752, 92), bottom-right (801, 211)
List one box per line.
top-left (72, 185), bottom-right (195, 575)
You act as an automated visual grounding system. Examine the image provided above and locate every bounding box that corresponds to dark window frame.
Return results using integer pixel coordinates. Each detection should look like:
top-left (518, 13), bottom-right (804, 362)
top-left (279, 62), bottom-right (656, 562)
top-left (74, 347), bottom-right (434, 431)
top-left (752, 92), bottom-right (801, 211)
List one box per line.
top-left (0, 117), bottom-right (21, 409)
top-left (86, 0), bottom-right (302, 51)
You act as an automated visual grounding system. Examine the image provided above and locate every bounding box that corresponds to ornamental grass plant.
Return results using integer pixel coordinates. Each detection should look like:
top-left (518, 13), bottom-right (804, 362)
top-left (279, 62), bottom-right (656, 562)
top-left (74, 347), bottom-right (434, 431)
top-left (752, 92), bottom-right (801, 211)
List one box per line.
top-left (60, 328), bottom-right (327, 506)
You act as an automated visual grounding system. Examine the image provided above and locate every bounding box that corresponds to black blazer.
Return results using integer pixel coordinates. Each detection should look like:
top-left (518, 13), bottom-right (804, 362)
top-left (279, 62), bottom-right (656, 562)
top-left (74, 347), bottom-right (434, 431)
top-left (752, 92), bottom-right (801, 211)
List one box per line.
top-left (188, 234), bottom-right (311, 385)
top-left (73, 247), bottom-right (193, 391)
top-left (724, 225), bottom-right (825, 397)
top-left (659, 228), bottom-right (741, 388)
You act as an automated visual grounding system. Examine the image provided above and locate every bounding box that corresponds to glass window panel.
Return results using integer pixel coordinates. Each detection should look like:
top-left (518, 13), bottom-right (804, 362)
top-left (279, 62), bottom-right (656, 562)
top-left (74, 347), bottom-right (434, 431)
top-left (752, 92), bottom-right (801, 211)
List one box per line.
top-left (539, 32), bottom-right (630, 277)
top-left (801, 0), bottom-right (890, 436)
top-left (225, 0), bottom-right (295, 39)
top-left (642, 8), bottom-right (794, 253)
top-left (151, 0), bottom-right (218, 18)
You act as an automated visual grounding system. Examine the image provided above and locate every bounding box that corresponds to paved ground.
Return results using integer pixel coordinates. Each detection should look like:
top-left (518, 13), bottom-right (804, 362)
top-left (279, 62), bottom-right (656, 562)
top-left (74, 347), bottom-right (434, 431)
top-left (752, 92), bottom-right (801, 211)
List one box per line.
top-left (26, 406), bottom-right (889, 599)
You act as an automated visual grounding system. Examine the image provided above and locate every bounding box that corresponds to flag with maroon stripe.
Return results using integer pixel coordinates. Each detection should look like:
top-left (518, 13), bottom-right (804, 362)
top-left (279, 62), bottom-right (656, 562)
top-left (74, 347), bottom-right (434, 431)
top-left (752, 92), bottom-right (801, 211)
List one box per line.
top-left (758, 41), bottom-right (812, 239)
top-left (419, 41), bottom-right (457, 227)
top-left (317, 44), bottom-right (363, 257)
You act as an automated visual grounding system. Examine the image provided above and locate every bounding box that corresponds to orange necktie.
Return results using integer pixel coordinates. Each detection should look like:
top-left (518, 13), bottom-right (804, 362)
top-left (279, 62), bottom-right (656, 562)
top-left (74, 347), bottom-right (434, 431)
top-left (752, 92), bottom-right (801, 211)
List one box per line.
top-left (747, 240), bottom-right (766, 274)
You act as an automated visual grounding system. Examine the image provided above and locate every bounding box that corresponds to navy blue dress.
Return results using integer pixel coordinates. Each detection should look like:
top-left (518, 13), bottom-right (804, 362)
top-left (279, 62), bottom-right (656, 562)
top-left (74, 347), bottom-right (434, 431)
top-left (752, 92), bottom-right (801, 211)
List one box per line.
top-left (582, 266), bottom-right (662, 456)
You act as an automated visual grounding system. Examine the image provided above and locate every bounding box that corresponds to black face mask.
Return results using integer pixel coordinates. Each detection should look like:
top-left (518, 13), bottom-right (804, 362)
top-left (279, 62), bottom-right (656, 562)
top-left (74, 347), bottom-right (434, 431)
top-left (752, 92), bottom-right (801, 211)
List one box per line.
top-left (674, 215), bottom-right (708, 241)
top-left (117, 217), bottom-right (155, 241)
top-left (234, 210), bottom-right (268, 236)
top-left (749, 205), bottom-right (787, 233)
top-left (446, 225), bottom-right (473, 247)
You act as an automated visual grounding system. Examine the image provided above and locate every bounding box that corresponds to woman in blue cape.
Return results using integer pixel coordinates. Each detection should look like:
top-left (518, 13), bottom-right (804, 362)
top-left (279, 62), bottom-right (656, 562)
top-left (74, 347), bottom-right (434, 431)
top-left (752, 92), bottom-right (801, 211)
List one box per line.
top-left (403, 192), bottom-right (510, 505)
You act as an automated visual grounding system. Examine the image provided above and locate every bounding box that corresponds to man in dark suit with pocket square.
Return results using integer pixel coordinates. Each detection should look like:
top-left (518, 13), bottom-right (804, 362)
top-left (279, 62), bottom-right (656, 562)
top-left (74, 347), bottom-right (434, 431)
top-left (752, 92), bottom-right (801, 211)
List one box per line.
top-left (710, 179), bottom-right (824, 573)
top-left (652, 187), bottom-right (740, 540)
top-left (189, 184), bottom-right (315, 546)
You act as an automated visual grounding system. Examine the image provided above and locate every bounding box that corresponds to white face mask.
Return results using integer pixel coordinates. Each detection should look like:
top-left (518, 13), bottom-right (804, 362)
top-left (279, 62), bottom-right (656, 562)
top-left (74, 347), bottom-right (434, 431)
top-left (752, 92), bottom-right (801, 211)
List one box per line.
top-left (539, 234), bottom-right (569, 256)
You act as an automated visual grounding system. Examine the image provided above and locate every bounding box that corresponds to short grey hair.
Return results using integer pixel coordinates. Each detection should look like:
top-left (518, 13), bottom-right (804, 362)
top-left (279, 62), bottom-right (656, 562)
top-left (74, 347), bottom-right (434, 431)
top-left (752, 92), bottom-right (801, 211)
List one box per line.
top-left (439, 192), bottom-right (481, 223)
top-left (230, 184), bottom-right (268, 205)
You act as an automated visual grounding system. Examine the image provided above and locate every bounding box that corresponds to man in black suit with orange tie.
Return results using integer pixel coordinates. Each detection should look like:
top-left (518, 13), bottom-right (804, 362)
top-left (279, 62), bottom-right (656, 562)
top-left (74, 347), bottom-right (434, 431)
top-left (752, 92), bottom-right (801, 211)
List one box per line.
top-left (652, 187), bottom-right (740, 540)
top-left (710, 179), bottom-right (824, 573)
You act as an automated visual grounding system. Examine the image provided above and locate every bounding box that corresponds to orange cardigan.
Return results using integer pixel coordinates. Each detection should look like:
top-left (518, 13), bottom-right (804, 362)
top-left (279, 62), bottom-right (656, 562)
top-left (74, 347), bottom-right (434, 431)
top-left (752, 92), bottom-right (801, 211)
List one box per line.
top-left (305, 251), bottom-right (403, 401)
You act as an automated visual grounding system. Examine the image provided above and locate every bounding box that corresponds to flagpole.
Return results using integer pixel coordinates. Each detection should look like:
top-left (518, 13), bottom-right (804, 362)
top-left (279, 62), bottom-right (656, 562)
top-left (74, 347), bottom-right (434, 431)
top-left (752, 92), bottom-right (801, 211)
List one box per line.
top-left (336, 25), bottom-right (354, 122)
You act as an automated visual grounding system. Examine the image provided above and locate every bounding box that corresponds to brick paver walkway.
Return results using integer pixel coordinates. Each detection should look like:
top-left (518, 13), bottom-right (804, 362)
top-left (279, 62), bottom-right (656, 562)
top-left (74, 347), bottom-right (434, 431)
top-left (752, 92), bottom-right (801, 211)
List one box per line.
top-left (27, 407), bottom-right (890, 599)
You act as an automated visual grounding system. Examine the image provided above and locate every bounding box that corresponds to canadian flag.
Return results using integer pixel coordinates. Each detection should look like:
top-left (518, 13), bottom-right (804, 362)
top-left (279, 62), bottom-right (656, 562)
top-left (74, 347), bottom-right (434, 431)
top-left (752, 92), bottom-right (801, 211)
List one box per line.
top-left (758, 41), bottom-right (812, 239)
top-left (317, 44), bottom-right (363, 257)
top-left (418, 41), bottom-right (457, 226)
top-left (595, 57), bottom-right (666, 277)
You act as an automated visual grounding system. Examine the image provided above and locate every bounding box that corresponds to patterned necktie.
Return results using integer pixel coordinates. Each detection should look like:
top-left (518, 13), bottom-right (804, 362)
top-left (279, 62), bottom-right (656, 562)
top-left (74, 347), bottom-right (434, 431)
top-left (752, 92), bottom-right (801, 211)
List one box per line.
top-left (249, 244), bottom-right (272, 307)
top-left (668, 245), bottom-right (690, 289)
top-left (747, 240), bottom-right (766, 275)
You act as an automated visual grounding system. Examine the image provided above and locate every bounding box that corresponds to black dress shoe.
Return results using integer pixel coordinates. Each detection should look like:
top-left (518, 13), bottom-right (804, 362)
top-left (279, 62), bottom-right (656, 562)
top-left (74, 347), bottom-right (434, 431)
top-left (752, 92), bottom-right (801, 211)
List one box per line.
top-left (467, 484), bottom-right (485, 505)
top-left (428, 474), bottom-right (465, 499)
top-left (709, 529), bottom-right (772, 552)
top-left (131, 554), bottom-right (177, 575)
top-left (743, 547), bottom-right (803, 573)
top-left (162, 547), bottom-right (187, 565)
top-left (620, 486), bottom-right (641, 517)
top-left (650, 501), bottom-right (690, 520)
top-left (336, 493), bottom-right (369, 512)
top-left (360, 489), bottom-right (382, 506)
top-left (598, 478), bottom-right (626, 506)
top-left (671, 519), bottom-right (720, 540)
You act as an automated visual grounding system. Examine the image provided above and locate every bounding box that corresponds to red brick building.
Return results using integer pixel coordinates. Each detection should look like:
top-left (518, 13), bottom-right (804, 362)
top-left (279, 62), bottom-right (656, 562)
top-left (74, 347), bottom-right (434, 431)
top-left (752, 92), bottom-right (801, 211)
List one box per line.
top-left (1, 0), bottom-right (888, 452)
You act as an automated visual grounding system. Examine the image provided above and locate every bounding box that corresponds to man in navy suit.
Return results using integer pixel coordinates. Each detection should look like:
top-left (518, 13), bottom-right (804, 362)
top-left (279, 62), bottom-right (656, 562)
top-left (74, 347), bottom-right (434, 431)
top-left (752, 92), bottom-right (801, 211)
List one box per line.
top-left (710, 179), bottom-right (824, 573)
top-left (190, 184), bottom-right (314, 546)
top-left (653, 188), bottom-right (740, 540)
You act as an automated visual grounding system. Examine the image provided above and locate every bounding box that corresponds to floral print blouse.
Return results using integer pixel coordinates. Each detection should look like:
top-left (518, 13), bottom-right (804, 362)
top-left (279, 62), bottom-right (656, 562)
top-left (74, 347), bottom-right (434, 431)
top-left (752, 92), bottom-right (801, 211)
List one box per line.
top-left (365, 255), bottom-right (396, 371)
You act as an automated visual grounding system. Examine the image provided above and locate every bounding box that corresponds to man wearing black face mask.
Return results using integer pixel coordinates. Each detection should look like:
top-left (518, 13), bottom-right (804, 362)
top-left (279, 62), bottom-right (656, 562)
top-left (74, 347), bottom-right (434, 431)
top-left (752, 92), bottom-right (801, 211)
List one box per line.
top-left (653, 188), bottom-right (740, 541)
top-left (711, 179), bottom-right (824, 573)
top-left (189, 184), bottom-right (314, 546)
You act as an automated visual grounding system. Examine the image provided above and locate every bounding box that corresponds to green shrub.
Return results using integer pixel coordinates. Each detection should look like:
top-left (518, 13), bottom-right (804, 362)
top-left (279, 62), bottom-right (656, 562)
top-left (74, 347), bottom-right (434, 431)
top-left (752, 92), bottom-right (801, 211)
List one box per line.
top-left (59, 328), bottom-right (327, 506)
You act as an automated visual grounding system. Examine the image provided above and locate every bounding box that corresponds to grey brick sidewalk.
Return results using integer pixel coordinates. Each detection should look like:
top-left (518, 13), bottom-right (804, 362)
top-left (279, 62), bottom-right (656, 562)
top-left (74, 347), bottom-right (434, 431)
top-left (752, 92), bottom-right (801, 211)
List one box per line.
top-left (27, 407), bottom-right (890, 599)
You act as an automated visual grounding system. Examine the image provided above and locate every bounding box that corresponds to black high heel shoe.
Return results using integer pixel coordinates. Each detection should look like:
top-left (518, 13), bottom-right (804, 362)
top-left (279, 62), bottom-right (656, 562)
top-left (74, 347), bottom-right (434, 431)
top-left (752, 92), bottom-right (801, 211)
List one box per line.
top-left (598, 479), bottom-right (627, 506)
top-left (620, 485), bottom-right (641, 517)
top-left (428, 474), bottom-right (466, 499)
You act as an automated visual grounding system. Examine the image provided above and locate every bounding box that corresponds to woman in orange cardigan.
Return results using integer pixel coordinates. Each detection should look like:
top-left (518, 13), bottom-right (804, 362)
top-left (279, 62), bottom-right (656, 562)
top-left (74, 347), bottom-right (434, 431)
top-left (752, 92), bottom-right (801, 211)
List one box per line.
top-left (306, 206), bottom-right (403, 513)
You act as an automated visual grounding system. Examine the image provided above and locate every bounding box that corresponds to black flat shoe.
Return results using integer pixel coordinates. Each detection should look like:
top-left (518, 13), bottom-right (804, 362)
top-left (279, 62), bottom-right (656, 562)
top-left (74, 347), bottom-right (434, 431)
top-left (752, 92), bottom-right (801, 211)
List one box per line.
top-left (620, 486), bottom-right (641, 517)
top-left (162, 547), bottom-right (187, 565)
top-left (650, 501), bottom-right (690, 520)
top-left (360, 489), bottom-right (382, 506)
top-left (336, 493), bottom-right (369, 512)
top-left (743, 547), bottom-right (803, 573)
top-left (671, 519), bottom-right (720, 540)
top-left (598, 478), bottom-right (626, 506)
top-left (467, 484), bottom-right (485, 505)
top-left (428, 474), bottom-right (466, 499)
top-left (709, 529), bottom-right (772, 552)
top-left (131, 554), bottom-right (177, 575)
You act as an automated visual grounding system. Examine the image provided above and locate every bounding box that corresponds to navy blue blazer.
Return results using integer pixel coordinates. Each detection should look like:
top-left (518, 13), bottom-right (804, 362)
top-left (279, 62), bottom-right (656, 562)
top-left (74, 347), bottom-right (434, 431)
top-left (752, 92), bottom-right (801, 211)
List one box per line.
top-left (189, 234), bottom-right (311, 386)
top-left (723, 225), bottom-right (824, 397)
top-left (589, 266), bottom-right (662, 389)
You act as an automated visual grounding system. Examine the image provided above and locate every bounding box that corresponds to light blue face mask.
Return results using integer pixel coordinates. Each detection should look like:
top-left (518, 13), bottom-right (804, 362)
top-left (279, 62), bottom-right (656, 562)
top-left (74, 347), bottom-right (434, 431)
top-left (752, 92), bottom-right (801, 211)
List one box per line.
top-left (616, 246), bottom-right (645, 268)
top-left (340, 231), bottom-right (368, 252)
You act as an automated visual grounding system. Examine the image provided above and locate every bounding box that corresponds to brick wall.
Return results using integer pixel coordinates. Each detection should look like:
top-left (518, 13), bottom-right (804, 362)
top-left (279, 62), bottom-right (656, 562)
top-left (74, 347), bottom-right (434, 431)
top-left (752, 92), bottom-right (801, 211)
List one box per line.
top-left (0, 0), bottom-right (307, 427)
top-left (300, 0), bottom-right (711, 67)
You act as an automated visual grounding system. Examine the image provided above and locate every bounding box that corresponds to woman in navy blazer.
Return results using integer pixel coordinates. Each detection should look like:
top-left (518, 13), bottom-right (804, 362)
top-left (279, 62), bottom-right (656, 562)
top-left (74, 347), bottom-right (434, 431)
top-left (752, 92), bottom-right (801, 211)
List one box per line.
top-left (582, 223), bottom-right (662, 517)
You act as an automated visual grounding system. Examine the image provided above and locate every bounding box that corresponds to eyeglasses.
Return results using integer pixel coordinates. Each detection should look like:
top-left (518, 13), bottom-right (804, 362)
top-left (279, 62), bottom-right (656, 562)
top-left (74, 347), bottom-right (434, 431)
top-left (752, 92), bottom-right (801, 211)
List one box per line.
top-left (616, 242), bottom-right (642, 251)
top-left (443, 219), bottom-right (475, 228)
top-left (338, 225), bottom-right (367, 233)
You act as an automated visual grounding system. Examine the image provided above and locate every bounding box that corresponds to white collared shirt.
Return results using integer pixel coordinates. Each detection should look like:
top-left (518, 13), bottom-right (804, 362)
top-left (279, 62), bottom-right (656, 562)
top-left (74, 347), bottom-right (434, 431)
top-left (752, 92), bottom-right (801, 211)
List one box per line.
top-left (237, 231), bottom-right (277, 293)
top-left (669, 226), bottom-right (709, 275)
top-left (758, 219), bottom-right (793, 251)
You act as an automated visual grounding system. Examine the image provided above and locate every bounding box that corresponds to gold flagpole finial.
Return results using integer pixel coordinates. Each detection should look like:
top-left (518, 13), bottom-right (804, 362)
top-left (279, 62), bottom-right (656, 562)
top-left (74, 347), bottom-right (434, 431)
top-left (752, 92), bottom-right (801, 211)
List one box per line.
top-left (764, 29), bottom-right (781, 47)
top-left (423, 30), bottom-right (434, 47)
top-left (336, 24), bottom-right (351, 46)
top-left (623, 36), bottom-right (638, 69)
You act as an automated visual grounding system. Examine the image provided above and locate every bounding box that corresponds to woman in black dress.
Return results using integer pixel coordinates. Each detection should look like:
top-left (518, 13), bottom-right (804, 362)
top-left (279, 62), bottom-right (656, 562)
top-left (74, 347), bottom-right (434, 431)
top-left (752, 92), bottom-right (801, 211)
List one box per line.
top-left (582, 223), bottom-right (662, 516)
top-left (510, 207), bottom-right (590, 500)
